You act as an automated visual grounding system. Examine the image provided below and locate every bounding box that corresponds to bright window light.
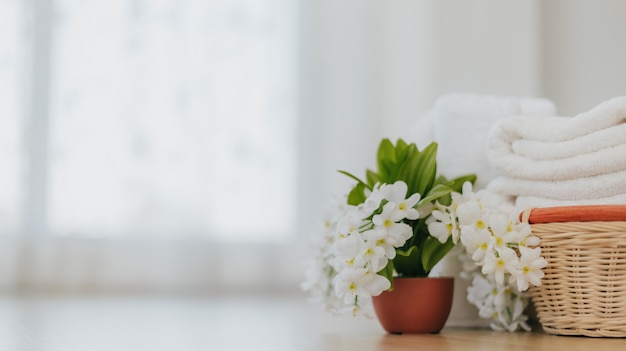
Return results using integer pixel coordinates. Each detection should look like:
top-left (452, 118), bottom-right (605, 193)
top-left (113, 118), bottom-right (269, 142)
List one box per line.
top-left (18, 0), bottom-right (297, 242)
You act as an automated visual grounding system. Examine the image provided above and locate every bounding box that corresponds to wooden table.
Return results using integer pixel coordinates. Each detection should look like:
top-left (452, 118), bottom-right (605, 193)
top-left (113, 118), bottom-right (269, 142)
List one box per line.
top-left (0, 293), bottom-right (624, 350)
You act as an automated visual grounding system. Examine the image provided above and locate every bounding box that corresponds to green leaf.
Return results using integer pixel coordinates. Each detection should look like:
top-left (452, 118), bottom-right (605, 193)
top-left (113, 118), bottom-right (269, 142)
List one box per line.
top-left (376, 139), bottom-right (395, 181)
top-left (393, 245), bottom-right (427, 277)
top-left (406, 143), bottom-right (419, 163)
top-left (337, 170), bottom-right (368, 188)
top-left (418, 184), bottom-right (453, 206)
top-left (421, 236), bottom-right (455, 273)
top-left (346, 182), bottom-right (367, 206)
top-left (432, 175), bottom-right (450, 186)
top-left (338, 170), bottom-right (372, 206)
top-left (379, 160), bottom-right (397, 183)
top-left (396, 245), bottom-right (418, 257)
top-left (410, 142), bottom-right (438, 196)
top-left (365, 169), bottom-right (380, 187)
top-left (393, 139), bottom-right (411, 170)
top-left (395, 139), bottom-right (408, 156)
top-left (447, 174), bottom-right (477, 193)
top-left (424, 174), bottom-right (476, 206)
top-left (396, 151), bottom-right (418, 188)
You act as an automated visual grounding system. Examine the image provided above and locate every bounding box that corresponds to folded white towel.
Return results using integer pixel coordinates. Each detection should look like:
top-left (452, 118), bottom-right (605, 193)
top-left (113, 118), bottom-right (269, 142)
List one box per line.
top-left (492, 96), bottom-right (626, 142)
top-left (514, 193), bottom-right (626, 211)
top-left (409, 93), bottom-right (556, 189)
top-left (512, 123), bottom-right (626, 160)
top-left (490, 142), bottom-right (626, 181)
top-left (487, 169), bottom-right (626, 202)
top-left (488, 96), bottom-right (626, 180)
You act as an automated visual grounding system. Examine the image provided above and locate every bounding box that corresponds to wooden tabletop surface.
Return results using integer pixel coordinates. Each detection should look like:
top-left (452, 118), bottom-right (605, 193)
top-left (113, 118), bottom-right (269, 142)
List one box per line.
top-left (0, 293), bottom-right (624, 350)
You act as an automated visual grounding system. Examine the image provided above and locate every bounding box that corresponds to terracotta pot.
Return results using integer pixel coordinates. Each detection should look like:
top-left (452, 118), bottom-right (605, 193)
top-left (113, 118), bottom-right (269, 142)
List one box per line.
top-left (372, 277), bottom-right (454, 334)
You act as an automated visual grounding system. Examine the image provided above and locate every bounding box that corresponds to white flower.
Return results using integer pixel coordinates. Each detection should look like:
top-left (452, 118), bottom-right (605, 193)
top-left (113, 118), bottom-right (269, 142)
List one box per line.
top-left (335, 209), bottom-right (363, 239)
top-left (488, 213), bottom-right (523, 253)
top-left (427, 206), bottom-right (456, 244)
top-left (481, 247), bottom-right (519, 285)
top-left (332, 233), bottom-right (365, 263)
top-left (459, 226), bottom-right (493, 263)
top-left (373, 200), bottom-right (404, 224)
top-left (514, 222), bottom-right (539, 247)
top-left (423, 185), bottom-right (546, 332)
top-left (492, 287), bottom-right (531, 332)
top-left (301, 197), bottom-right (349, 311)
top-left (512, 246), bottom-right (548, 291)
top-left (333, 268), bottom-right (391, 306)
top-left (456, 200), bottom-right (488, 231)
top-left (458, 251), bottom-right (480, 278)
top-left (519, 234), bottom-right (540, 247)
top-left (361, 184), bottom-right (385, 218)
top-left (383, 181), bottom-right (422, 220)
top-left (372, 202), bottom-right (413, 246)
top-left (362, 228), bottom-right (396, 259)
top-left (304, 180), bottom-right (425, 317)
top-left (358, 232), bottom-right (388, 273)
top-left (465, 270), bottom-right (531, 332)
top-left (466, 274), bottom-right (493, 309)
top-left (452, 181), bottom-right (477, 205)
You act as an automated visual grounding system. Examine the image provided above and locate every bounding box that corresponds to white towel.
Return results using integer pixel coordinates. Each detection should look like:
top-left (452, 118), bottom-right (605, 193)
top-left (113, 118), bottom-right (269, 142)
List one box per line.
top-left (487, 169), bottom-right (626, 201)
top-left (488, 96), bottom-right (626, 180)
top-left (409, 93), bottom-right (556, 190)
top-left (493, 96), bottom-right (626, 142)
top-left (489, 143), bottom-right (626, 181)
top-left (512, 123), bottom-right (626, 160)
top-left (515, 193), bottom-right (626, 211)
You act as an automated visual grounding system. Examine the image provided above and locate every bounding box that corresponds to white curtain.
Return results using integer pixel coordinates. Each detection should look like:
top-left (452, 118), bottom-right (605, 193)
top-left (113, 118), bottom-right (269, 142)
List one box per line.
top-left (3, 0), bottom-right (301, 293)
top-left (1, 0), bottom-right (626, 294)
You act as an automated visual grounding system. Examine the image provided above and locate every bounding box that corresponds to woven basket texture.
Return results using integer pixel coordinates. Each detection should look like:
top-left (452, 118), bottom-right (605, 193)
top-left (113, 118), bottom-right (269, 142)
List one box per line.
top-left (528, 220), bottom-right (626, 337)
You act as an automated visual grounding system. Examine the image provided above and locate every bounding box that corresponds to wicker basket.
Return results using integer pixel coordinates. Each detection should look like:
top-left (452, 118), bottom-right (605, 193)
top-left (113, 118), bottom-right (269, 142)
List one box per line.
top-left (522, 205), bottom-right (626, 337)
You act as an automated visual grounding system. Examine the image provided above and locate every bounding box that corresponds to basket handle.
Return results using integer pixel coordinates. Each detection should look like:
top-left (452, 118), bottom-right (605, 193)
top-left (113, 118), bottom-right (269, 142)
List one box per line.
top-left (520, 205), bottom-right (626, 224)
top-left (520, 208), bottom-right (535, 224)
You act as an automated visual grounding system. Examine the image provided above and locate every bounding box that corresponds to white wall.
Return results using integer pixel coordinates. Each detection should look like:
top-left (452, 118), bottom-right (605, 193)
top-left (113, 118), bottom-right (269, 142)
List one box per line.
top-left (432, 0), bottom-right (542, 98)
top-left (541, 0), bottom-right (626, 115)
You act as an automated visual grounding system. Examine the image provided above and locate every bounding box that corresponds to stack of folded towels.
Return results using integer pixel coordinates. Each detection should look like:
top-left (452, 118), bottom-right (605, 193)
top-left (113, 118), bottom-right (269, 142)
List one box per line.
top-left (411, 93), bottom-right (557, 190)
top-left (486, 96), bottom-right (626, 210)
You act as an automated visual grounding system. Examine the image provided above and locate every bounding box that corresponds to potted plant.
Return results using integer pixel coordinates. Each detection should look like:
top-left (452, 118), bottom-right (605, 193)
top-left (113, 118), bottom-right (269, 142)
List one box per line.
top-left (302, 138), bottom-right (473, 333)
top-left (302, 138), bottom-right (548, 333)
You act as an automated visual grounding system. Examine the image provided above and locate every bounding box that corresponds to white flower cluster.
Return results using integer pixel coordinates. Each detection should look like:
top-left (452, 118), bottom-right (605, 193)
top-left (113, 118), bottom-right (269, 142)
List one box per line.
top-left (301, 197), bottom-right (349, 313)
top-left (301, 181), bottom-right (421, 316)
top-left (427, 183), bottom-right (548, 331)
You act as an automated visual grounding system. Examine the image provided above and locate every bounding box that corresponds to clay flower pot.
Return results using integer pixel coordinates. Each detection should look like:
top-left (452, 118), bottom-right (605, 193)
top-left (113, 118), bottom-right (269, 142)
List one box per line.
top-left (372, 277), bottom-right (454, 334)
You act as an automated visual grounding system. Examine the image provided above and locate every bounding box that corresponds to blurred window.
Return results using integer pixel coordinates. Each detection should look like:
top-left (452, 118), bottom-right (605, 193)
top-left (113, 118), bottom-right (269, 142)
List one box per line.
top-left (2, 0), bottom-right (297, 243)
